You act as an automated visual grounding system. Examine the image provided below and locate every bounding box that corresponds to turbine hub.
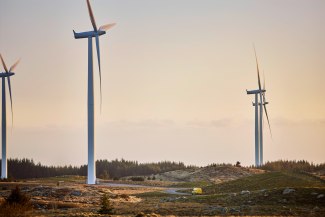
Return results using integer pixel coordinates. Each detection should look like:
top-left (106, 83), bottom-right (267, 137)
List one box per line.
top-left (0, 72), bottom-right (15, 77)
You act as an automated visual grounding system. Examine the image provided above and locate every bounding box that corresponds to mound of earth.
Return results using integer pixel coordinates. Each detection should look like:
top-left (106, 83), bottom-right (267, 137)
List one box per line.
top-left (155, 165), bottom-right (263, 183)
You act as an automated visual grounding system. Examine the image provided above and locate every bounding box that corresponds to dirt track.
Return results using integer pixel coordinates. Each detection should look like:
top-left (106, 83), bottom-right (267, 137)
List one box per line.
top-left (103, 182), bottom-right (191, 195)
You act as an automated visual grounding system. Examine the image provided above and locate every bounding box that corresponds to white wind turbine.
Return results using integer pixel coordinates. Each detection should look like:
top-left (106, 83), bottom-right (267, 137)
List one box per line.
top-left (73, 0), bottom-right (116, 184)
top-left (0, 54), bottom-right (19, 179)
top-left (246, 48), bottom-right (272, 167)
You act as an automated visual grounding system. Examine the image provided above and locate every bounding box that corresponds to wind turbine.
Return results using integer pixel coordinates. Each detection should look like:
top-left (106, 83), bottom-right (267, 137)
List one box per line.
top-left (73, 0), bottom-right (115, 184)
top-left (246, 48), bottom-right (272, 167)
top-left (0, 54), bottom-right (19, 179)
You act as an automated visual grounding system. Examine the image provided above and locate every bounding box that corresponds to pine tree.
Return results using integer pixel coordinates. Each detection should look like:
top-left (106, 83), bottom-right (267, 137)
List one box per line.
top-left (98, 194), bottom-right (114, 214)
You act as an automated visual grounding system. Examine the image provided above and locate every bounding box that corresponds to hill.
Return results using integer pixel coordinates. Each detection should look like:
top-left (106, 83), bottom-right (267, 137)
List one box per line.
top-left (183, 171), bottom-right (325, 216)
top-left (153, 164), bottom-right (263, 183)
top-left (203, 171), bottom-right (325, 194)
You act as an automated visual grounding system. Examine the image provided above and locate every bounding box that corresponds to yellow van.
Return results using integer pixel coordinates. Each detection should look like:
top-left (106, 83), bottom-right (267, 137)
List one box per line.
top-left (192, 188), bottom-right (203, 195)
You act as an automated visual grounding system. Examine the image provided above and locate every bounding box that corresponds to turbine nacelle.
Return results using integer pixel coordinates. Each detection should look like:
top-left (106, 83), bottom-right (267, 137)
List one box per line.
top-left (246, 89), bottom-right (266, 95)
top-left (0, 72), bottom-right (15, 77)
top-left (252, 101), bottom-right (269, 106)
top-left (73, 30), bottom-right (106, 39)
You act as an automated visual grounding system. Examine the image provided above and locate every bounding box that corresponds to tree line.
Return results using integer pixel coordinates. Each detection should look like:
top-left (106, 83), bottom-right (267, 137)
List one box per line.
top-left (0, 158), bottom-right (193, 179)
top-left (260, 160), bottom-right (325, 172)
top-left (1, 158), bottom-right (324, 180)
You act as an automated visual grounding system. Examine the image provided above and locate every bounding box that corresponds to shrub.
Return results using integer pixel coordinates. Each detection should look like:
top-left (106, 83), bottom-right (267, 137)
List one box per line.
top-left (130, 176), bottom-right (144, 181)
top-left (0, 185), bottom-right (33, 217)
top-left (98, 194), bottom-right (114, 214)
top-left (5, 186), bottom-right (31, 206)
top-left (99, 170), bottom-right (110, 179)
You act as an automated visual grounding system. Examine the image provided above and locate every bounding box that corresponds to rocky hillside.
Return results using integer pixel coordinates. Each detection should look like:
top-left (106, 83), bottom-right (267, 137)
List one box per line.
top-left (154, 165), bottom-right (263, 183)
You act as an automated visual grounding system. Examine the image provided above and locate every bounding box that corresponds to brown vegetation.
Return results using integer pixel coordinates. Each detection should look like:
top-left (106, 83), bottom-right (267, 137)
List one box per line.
top-left (0, 185), bottom-right (33, 217)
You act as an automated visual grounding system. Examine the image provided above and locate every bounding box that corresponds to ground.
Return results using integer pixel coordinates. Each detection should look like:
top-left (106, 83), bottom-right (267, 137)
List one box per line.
top-left (0, 166), bottom-right (324, 216)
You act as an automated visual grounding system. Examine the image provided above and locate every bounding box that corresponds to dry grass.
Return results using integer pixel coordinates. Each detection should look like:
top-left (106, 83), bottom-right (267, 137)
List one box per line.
top-left (0, 202), bottom-right (34, 217)
top-left (0, 185), bottom-right (34, 217)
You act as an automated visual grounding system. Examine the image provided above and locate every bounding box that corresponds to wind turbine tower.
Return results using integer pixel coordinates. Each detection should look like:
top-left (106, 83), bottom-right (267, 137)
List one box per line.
top-left (73, 0), bottom-right (115, 184)
top-left (246, 48), bottom-right (272, 167)
top-left (0, 54), bottom-right (19, 179)
top-left (246, 90), bottom-right (264, 166)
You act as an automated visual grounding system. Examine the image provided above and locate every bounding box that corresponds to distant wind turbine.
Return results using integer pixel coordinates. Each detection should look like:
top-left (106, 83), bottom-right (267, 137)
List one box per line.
top-left (246, 48), bottom-right (272, 167)
top-left (73, 0), bottom-right (116, 184)
top-left (0, 54), bottom-right (19, 179)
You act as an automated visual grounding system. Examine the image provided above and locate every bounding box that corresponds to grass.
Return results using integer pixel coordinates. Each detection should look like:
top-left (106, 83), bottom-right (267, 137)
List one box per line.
top-left (170, 180), bottom-right (211, 188)
top-left (0, 185), bottom-right (34, 217)
top-left (182, 171), bottom-right (325, 216)
top-left (133, 191), bottom-right (170, 198)
top-left (33, 175), bottom-right (86, 183)
top-left (0, 202), bottom-right (34, 217)
top-left (185, 187), bottom-right (325, 215)
top-left (204, 171), bottom-right (325, 194)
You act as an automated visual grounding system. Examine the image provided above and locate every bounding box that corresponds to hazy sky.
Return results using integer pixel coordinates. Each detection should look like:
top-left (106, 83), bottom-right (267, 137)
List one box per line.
top-left (0, 0), bottom-right (324, 166)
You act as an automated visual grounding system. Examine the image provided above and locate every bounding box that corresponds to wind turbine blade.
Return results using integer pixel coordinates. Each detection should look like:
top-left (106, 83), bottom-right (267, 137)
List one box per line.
top-left (7, 77), bottom-right (14, 128)
top-left (0, 54), bottom-right (8, 72)
top-left (99, 23), bottom-right (116, 31)
top-left (86, 0), bottom-right (97, 31)
top-left (263, 104), bottom-right (272, 138)
top-left (263, 71), bottom-right (266, 90)
top-left (253, 46), bottom-right (262, 91)
top-left (95, 35), bottom-right (102, 112)
top-left (262, 71), bottom-right (266, 128)
top-left (262, 93), bottom-right (266, 128)
top-left (9, 58), bottom-right (20, 72)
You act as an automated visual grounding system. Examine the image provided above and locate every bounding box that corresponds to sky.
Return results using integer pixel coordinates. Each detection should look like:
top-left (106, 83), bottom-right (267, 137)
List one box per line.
top-left (0, 0), bottom-right (324, 167)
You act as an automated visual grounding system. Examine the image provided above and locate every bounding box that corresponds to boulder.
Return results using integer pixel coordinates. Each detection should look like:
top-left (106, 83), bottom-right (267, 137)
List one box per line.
top-left (241, 190), bottom-right (250, 195)
top-left (282, 188), bottom-right (295, 195)
top-left (71, 191), bottom-right (82, 196)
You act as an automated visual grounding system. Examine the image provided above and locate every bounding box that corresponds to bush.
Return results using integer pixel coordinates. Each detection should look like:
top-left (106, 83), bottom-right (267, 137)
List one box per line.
top-left (5, 186), bottom-right (31, 206)
top-left (130, 176), bottom-right (144, 181)
top-left (99, 170), bottom-right (109, 180)
top-left (98, 194), bottom-right (114, 214)
top-left (0, 186), bottom-right (33, 217)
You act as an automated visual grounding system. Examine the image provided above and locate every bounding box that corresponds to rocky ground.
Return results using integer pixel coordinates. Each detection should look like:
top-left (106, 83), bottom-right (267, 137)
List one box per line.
top-left (0, 180), bottom-right (151, 216)
top-left (0, 167), bottom-right (324, 216)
